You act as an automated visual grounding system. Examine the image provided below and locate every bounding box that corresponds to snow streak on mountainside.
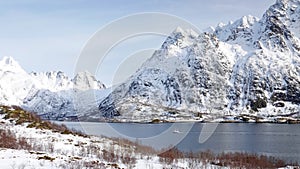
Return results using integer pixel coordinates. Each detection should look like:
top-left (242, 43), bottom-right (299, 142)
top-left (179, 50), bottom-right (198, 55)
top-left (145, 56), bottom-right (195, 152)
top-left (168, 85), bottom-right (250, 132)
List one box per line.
top-left (96, 0), bottom-right (300, 122)
top-left (0, 56), bottom-right (106, 120)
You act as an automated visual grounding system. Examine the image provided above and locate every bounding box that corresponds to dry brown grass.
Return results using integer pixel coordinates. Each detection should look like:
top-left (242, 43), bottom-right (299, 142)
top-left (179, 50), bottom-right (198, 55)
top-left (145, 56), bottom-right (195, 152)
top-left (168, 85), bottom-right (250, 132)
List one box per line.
top-left (158, 148), bottom-right (299, 169)
top-left (108, 137), bottom-right (157, 155)
top-left (214, 151), bottom-right (299, 169)
top-left (0, 105), bottom-right (86, 137)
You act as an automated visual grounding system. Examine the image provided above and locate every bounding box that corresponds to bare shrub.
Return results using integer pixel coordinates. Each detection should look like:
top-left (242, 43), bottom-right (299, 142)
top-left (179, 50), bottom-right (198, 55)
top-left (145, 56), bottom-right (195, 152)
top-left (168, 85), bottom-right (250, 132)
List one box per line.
top-left (161, 149), bottom-right (299, 169)
top-left (196, 149), bottom-right (215, 163)
top-left (121, 153), bottom-right (136, 167)
top-left (158, 147), bottom-right (184, 164)
top-left (0, 129), bottom-right (18, 149)
top-left (47, 142), bottom-right (55, 153)
top-left (86, 143), bottom-right (100, 157)
top-left (17, 137), bottom-right (31, 150)
top-left (102, 149), bottom-right (118, 163)
top-left (214, 152), bottom-right (297, 169)
top-left (108, 137), bottom-right (157, 155)
top-left (0, 129), bottom-right (31, 150)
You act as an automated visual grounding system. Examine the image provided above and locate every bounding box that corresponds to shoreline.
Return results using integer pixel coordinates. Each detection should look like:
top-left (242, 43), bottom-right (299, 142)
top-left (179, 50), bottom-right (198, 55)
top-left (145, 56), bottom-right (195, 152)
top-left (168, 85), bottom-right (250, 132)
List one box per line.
top-left (52, 119), bottom-right (300, 124)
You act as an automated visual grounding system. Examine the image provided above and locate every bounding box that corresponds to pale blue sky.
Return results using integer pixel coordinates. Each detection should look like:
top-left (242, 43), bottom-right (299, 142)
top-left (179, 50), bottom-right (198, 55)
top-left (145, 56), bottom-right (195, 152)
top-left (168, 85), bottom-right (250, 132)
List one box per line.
top-left (0, 0), bottom-right (274, 86)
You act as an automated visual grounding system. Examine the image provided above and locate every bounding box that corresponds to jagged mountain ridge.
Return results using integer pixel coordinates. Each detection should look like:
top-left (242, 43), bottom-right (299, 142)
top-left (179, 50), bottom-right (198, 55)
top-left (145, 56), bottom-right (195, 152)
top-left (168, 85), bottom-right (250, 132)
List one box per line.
top-left (95, 0), bottom-right (300, 122)
top-left (0, 56), bottom-right (106, 119)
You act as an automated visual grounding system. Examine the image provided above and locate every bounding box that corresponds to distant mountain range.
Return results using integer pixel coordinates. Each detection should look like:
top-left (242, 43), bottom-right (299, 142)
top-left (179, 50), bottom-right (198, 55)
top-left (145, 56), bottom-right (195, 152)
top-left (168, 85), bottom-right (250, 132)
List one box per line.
top-left (1, 0), bottom-right (300, 122)
top-left (0, 56), bottom-right (108, 120)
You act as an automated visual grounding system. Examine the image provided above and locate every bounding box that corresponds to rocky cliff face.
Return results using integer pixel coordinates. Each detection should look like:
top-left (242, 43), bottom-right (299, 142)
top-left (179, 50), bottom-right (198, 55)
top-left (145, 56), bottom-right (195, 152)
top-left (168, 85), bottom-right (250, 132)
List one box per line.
top-left (96, 0), bottom-right (300, 122)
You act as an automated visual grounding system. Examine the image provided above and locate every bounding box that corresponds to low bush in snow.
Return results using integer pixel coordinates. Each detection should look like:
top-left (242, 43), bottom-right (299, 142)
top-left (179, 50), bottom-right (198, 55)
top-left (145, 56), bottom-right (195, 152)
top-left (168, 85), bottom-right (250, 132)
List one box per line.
top-left (0, 129), bottom-right (31, 150)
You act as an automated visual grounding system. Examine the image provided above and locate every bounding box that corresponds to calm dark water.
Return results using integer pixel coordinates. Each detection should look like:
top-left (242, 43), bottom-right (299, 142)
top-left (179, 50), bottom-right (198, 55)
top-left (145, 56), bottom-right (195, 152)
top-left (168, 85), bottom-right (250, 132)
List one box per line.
top-left (54, 122), bottom-right (300, 163)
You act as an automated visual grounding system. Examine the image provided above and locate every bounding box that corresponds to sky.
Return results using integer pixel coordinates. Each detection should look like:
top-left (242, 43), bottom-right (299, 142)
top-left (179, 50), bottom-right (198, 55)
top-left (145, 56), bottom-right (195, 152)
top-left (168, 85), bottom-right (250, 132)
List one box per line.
top-left (0, 0), bottom-right (274, 86)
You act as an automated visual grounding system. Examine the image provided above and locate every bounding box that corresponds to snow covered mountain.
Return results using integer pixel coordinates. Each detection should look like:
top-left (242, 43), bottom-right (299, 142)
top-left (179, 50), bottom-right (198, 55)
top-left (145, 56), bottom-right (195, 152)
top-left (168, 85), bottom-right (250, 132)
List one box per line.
top-left (95, 0), bottom-right (300, 122)
top-left (0, 56), bottom-right (106, 120)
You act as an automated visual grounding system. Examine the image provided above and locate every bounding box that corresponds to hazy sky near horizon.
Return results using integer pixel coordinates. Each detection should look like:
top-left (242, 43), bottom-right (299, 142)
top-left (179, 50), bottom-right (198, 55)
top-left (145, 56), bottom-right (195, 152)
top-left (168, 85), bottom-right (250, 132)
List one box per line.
top-left (0, 0), bottom-right (274, 86)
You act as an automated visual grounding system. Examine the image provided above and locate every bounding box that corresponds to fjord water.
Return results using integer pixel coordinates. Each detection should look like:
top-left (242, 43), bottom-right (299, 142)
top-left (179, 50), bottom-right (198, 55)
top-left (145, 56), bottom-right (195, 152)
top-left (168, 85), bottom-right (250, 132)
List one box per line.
top-left (55, 122), bottom-right (300, 163)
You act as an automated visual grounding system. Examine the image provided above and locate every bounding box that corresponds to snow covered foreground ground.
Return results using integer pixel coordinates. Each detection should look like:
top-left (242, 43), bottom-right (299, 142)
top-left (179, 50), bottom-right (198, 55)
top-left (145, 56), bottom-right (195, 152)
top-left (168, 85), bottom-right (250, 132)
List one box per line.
top-left (0, 106), bottom-right (298, 169)
top-left (0, 105), bottom-right (224, 169)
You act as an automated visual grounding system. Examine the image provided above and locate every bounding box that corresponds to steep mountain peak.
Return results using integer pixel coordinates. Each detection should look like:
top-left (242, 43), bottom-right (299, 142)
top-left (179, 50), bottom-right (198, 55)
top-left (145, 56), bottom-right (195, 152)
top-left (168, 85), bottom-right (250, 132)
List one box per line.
top-left (265, 0), bottom-right (300, 39)
top-left (215, 15), bottom-right (258, 30)
top-left (0, 56), bottom-right (26, 73)
top-left (171, 26), bottom-right (199, 37)
top-left (74, 71), bottom-right (94, 78)
top-left (213, 15), bottom-right (259, 45)
top-left (269, 0), bottom-right (300, 15)
top-left (1, 56), bottom-right (15, 65)
top-left (275, 0), bottom-right (289, 7)
top-left (213, 0), bottom-right (300, 53)
top-left (47, 71), bottom-right (69, 81)
top-left (217, 22), bottom-right (226, 28)
top-left (29, 70), bottom-right (72, 92)
top-left (159, 27), bottom-right (199, 59)
top-left (173, 26), bottom-right (185, 34)
top-left (258, 0), bottom-right (300, 52)
top-left (275, 0), bottom-right (299, 7)
top-left (164, 27), bottom-right (198, 45)
top-left (73, 71), bottom-right (106, 90)
top-left (241, 15), bottom-right (259, 27)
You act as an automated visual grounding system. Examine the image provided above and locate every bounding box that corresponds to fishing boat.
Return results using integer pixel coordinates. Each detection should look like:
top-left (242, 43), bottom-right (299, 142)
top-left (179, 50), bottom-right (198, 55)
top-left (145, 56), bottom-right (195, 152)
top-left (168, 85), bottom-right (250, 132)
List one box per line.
top-left (173, 129), bottom-right (181, 134)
